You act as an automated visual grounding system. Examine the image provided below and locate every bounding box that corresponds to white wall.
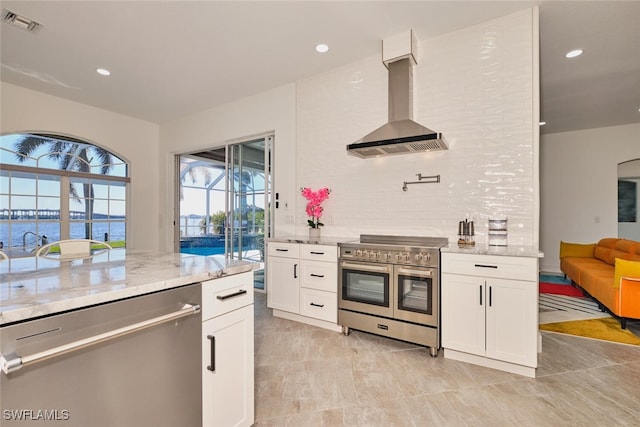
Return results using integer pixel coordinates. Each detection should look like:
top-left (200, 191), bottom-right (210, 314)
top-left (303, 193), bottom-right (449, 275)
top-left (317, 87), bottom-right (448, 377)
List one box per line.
top-left (158, 83), bottom-right (296, 251)
top-left (540, 122), bottom-right (640, 273)
top-left (0, 82), bottom-right (161, 250)
top-left (296, 9), bottom-right (539, 246)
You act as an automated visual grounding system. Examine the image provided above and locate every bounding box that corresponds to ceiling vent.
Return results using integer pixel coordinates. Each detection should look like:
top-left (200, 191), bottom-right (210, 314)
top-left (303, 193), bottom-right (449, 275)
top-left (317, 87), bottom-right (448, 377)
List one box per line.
top-left (2, 9), bottom-right (42, 33)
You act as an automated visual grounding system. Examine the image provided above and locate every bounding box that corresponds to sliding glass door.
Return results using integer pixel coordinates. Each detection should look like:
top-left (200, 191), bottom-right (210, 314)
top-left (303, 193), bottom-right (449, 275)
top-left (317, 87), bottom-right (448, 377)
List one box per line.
top-left (177, 135), bottom-right (272, 290)
top-left (226, 138), bottom-right (270, 264)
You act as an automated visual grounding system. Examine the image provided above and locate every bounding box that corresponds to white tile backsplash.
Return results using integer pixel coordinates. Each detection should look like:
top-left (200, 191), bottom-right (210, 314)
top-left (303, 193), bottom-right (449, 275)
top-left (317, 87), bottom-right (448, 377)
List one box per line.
top-left (296, 9), bottom-right (537, 246)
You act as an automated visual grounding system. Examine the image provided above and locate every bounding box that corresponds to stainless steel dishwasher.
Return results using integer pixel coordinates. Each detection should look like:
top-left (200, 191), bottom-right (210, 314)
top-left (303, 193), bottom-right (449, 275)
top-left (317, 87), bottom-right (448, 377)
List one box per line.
top-left (1, 283), bottom-right (202, 427)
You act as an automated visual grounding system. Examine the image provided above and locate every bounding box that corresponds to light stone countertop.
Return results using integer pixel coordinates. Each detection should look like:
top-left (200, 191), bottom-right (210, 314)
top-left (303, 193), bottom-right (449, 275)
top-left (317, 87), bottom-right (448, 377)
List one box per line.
top-left (267, 236), bottom-right (357, 246)
top-left (441, 243), bottom-right (543, 258)
top-left (0, 249), bottom-right (257, 325)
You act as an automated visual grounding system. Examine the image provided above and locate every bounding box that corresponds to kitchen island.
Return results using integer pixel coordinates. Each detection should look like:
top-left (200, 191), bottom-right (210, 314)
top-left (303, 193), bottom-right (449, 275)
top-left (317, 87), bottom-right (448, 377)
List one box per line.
top-left (1, 249), bottom-right (256, 427)
top-left (0, 248), bottom-right (256, 325)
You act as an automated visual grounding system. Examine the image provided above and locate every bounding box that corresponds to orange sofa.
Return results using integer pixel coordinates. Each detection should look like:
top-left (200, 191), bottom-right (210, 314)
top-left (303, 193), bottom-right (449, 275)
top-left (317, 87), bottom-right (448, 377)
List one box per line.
top-left (560, 238), bottom-right (640, 329)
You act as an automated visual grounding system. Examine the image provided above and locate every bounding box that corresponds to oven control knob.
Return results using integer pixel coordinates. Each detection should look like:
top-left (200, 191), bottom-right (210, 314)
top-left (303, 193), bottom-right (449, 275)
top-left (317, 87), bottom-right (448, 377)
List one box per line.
top-left (384, 252), bottom-right (392, 261)
top-left (395, 253), bottom-right (403, 262)
top-left (415, 253), bottom-right (423, 262)
top-left (356, 249), bottom-right (363, 257)
top-left (424, 252), bottom-right (432, 262)
top-left (373, 251), bottom-right (381, 259)
top-left (402, 254), bottom-right (410, 262)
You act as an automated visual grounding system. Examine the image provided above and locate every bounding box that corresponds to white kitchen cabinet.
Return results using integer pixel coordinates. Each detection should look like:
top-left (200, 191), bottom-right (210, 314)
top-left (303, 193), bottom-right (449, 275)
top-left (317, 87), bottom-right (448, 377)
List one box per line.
top-left (266, 242), bottom-right (300, 313)
top-left (202, 272), bottom-right (254, 427)
top-left (266, 241), bottom-right (340, 332)
top-left (441, 252), bottom-right (538, 377)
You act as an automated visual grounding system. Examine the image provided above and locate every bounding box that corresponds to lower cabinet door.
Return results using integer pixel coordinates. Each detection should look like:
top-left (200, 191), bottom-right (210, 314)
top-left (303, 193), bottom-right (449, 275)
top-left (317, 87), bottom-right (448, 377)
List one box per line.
top-left (267, 256), bottom-right (300, 313)
top-left (485, 277), bottom-right (538, 367)
top-left (202, 304), bottom-right (254, 427)
top-left (441, 273), bottom-right (486, 356)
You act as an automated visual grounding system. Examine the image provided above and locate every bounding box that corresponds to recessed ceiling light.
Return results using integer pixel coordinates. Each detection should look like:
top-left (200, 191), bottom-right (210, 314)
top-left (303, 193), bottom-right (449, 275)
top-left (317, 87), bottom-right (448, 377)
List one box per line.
top-left (565, 49), bottom-right (583, 59)
top-left (315, 43), bottom-right (329, 53)
top-left (96, 68), bottom-right (111, 76)
top-left (539, 121), bottom-right (546, 126)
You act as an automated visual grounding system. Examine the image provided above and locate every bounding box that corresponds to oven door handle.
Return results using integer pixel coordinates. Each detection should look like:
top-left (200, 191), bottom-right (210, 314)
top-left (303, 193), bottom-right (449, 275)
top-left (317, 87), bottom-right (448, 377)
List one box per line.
top-left (0, 303), bottom-right (201, 375)
top-left (340, 261), bottom-right (391, 273)
top-left (397, 267), bottom-right (433, 277)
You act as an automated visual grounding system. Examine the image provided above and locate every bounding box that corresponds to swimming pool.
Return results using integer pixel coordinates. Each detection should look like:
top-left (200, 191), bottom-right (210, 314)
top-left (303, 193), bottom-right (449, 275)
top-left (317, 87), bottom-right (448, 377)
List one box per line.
top-left (180, 246), bottom-right (226, 256)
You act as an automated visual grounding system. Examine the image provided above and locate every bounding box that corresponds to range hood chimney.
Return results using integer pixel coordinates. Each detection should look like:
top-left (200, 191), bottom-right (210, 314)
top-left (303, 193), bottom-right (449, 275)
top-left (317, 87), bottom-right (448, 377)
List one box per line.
top-left (347, 31), bottom-right (447, 159)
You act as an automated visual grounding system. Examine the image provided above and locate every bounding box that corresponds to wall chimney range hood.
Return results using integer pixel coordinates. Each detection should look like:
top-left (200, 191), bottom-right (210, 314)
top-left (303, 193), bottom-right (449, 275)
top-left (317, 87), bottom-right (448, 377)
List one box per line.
top-left (347, 31), bottom-right (447, 159)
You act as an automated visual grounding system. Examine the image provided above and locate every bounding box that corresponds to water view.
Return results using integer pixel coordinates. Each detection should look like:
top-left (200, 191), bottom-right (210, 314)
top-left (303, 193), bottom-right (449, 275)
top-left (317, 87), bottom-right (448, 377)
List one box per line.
top-left (0, 221), bottom-right (126, 249)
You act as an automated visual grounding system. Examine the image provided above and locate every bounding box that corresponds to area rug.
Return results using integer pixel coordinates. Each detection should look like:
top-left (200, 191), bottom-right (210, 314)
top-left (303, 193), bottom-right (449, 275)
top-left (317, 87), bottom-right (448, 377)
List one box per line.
top-left (540, 317), bottom-right (640, 345)
top-left (539, 282), bottom-right (584, 297)
top-left (539, 292), bottom-right (609, 324)
top-left (539, 274), bottom-right (584, 297)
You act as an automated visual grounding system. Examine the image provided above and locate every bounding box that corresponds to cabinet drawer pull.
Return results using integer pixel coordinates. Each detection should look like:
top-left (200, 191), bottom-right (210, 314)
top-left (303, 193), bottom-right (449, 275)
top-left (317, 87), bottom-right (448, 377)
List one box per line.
top-left (216, 289), bottom-right (247, 301)
top-left (310, 251), bottom-right (325, 255)
top-left (206, 335), bottom-right (215, 372)
top-left (276, 248), bottom-right (289, 252)
top-left (480, 285), bottom-right (483, 306)
top-left (310, 302), bottom-right (325, 308)
top-left (489, 286), bottom-right (492, 307)
top-left (294, 264), bottom-right (298, 278)
top-left (310, 273), bottom-right (325, 278)
top-left (474, 264), bottom-right (498, 269)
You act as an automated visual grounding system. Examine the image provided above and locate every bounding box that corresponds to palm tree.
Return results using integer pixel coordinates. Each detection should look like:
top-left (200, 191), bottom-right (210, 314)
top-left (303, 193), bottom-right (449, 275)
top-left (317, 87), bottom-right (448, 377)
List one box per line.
top-left (14, 134), bottom-right (114, 239)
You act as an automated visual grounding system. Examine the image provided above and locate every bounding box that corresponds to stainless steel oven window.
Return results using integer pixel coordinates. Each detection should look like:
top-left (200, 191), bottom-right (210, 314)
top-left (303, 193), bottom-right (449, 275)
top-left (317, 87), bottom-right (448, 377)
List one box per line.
top-left (397, 269), bottom-right (434, 315)
top-left (341, 269), bottom-right (389, 307)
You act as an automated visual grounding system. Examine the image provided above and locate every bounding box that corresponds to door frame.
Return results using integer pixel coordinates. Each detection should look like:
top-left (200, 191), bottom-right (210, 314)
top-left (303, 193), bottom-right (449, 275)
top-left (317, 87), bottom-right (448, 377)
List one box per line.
top-left (174, 134), bottom-right (273, 284)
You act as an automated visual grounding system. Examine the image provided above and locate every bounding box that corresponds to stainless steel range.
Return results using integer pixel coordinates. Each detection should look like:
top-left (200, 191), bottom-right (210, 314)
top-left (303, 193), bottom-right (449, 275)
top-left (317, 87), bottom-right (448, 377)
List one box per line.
top-left (338, 235), bottom-right (448, 357)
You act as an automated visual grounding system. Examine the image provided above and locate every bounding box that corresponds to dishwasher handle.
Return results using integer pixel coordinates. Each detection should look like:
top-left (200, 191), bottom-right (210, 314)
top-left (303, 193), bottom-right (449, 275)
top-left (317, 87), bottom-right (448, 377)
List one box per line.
top-left (1, 303), bottom-right (201, 375)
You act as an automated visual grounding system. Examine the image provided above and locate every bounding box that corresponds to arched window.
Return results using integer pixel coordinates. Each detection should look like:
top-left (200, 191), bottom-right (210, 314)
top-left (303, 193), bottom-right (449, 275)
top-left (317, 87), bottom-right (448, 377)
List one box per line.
top-left (0, 132), bottom-right (129, 255)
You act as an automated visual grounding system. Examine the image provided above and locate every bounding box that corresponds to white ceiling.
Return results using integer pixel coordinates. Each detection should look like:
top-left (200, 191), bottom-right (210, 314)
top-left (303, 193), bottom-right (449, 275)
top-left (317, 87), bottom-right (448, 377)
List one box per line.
top-left (1, 1), bottom-right (639, 135)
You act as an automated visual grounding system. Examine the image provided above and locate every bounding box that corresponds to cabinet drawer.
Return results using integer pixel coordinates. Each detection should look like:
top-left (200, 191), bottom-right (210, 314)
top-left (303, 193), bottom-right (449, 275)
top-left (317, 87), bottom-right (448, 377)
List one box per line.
top-left (299, 288), bottom-right (337, 323)
top-left (267, 242), bottom-right (299, 258)
top-left (202, 272), bottom-right (254, 321)
top-left (300, 260), bottom-right (337, 292)
top-left (300, 244), bottom-right (337, 262)
top-left (441, 253), bottom-right (537, 282)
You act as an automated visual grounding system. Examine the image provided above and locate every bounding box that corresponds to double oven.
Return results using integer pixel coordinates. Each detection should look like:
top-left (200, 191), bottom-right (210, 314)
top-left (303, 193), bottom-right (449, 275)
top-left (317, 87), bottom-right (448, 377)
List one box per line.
top-left (338, 235), bottom-right (447, 357)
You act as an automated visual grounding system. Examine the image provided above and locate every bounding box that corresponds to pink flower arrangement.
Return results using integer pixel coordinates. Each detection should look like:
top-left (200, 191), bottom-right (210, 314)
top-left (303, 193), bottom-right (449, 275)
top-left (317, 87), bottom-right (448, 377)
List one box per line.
top-left (300, 187), bottom-right (331, 228)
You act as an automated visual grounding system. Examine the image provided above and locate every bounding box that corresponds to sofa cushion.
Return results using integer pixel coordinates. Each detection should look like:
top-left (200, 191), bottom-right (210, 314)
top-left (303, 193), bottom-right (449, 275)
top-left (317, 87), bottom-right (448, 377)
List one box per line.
top-left (594, 238), bottom-right (620, 265)
top-left (580, 265), bottom-right (614, 295)
top-left (561, 257), bottom-right (607, 284)
top-left (559, 241), bottom-right (596, 258)
top-left (615, 239), bottom-right (640, 253)
top-left (598, 238), bottom-right (620, 248)
top-left (616, 251), bottom-right (640, 262)
top-left (593, 275), bottom-right (620, 312)
top-left (613, 258), bottom-right (640, 289)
